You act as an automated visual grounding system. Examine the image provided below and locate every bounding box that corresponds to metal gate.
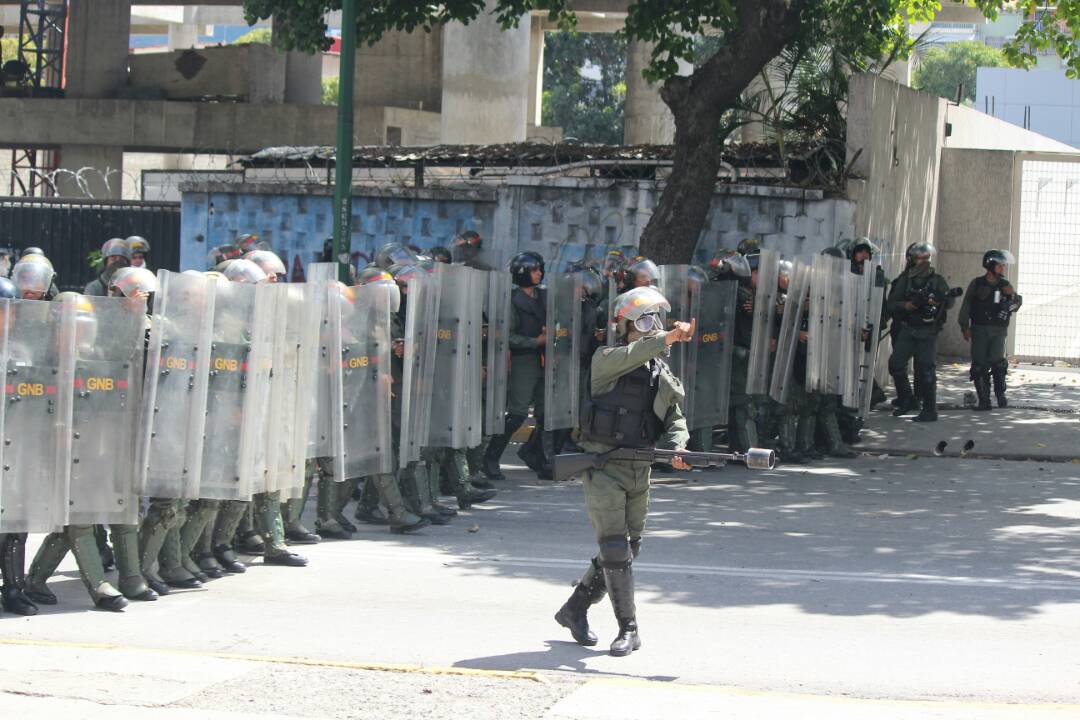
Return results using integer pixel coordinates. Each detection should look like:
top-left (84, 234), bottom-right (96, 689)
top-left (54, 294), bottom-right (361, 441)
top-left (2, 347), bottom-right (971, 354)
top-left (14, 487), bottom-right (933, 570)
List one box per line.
top-left (0, 196), bottom-right (181, 291)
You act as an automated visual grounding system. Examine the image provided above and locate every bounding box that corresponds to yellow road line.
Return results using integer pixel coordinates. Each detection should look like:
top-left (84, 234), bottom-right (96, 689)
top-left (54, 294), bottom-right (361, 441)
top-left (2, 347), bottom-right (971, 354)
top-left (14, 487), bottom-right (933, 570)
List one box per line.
top-left (0, 637), bottom-right (542, 683)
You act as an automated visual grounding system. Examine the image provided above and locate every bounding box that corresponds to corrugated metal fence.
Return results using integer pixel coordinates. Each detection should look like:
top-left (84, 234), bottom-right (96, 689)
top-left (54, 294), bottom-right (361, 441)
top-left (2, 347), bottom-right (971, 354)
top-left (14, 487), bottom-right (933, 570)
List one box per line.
top-left (0, 196), bottom-right (180, 291)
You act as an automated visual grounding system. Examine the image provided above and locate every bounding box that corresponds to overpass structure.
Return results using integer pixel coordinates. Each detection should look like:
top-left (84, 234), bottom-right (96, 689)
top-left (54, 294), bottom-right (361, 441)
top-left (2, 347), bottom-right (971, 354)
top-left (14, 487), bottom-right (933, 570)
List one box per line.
top-left (0, 0), bottom-right (687, 199)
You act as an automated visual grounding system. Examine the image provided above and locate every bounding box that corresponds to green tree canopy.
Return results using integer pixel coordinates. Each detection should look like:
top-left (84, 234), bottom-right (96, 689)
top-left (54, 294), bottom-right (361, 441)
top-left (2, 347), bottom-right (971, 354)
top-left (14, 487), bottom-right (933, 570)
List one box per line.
top-left (242, 0), bottom-right (1080, 263)
top-left (231, 27), bottom-right (273, 45)
top-left (913, 40), bottom-right (1008, 104)
top-left (541, 32), bottom-right (626, 144)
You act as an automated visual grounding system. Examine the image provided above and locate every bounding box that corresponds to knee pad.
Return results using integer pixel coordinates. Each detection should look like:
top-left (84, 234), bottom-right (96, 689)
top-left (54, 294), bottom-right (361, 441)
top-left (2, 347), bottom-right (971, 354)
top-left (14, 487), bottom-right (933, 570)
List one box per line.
top-left (969, 363), bottom-right (986, 381)
top-left (598, 534), bottom-right (632, 569)
top-left (991, 359), bottom-right (1008, 374)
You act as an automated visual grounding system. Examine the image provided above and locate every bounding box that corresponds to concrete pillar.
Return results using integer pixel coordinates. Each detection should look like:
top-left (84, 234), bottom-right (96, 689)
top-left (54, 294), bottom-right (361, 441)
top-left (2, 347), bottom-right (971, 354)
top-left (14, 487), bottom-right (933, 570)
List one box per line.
top-left (440, 3), bottom-right (531, 144)
top-left (167, 14), bottom-right (199, 50)
top-left (623, 39), bottom-right (692, 145)
top-left (355, 29), bottom-right (443, 111)
top-left (65, 0), bottom-right (132, 99)
top-left (56, 145), bottom-right (124, 199)
top-left (527, 17), bottom-right (545, 128)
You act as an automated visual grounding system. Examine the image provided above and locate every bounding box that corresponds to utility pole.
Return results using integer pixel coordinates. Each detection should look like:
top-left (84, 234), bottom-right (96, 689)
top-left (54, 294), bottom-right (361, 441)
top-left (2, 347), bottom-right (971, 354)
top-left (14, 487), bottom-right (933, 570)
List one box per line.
top-left (332, 0), bottom-right (357, 283)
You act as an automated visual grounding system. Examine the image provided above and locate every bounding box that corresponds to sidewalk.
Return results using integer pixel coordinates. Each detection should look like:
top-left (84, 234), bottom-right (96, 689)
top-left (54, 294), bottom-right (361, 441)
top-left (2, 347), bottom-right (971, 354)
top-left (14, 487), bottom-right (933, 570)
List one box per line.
top-left (860, 363), bottom-right (1080, 462)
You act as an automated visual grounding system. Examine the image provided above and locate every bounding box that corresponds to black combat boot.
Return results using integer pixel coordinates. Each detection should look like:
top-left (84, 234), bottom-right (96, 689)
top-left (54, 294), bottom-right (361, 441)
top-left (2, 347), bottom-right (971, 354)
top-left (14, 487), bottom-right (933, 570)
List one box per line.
top-left (484, 414), bottom-right (525, 481)
top-left (912, 369), bottom-right (938, 422)
top-left (554, 558), bottom-right (607, 646)
top-left (213, 544), bottom-right (247, 574)
top-left (603, 564), bottom-right (641, 657)
top-left (991, 362), bottom-right (1009, 408)
top-left (538, 430), bottom-right (557, 481)
top-left (973, 368), bottom-right (992, 411)
top-left (891, 372), bottom-right (918, 417)
top-left (516, 418), bottom-right (546, 473)
top-left (1, 534), bottom-right (39, 616)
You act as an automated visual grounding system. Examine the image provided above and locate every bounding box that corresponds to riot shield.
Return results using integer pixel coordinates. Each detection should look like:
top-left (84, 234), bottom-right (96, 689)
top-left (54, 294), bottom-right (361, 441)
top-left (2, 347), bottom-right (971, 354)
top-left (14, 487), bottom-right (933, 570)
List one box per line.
top-left (685, 280), bottom-right (737, 430)
top-left (427, 264), bottom-right (482, 449)
top-left (329, 283), bottom-right (394, 481)
top-left (138, 270), bottom-right (214, 499)
top-left (746, 249), bottom-right (780, 395)
top-left (769, 261), bottom-right (812, 405)
top-left (806, 254), bottom-right (850, 395)
top-left (658, 266), bottom-right (691, 381)
top-left (306, 263), bottom-right (338, 462)
top-left (197, 281), bottom-right (274, 501)
top-left (0, 299), bottom-right (73, 533)
top-left (839, 267), bottom-right (862, 408)
top-left (264, 283), bottom-right (314, 496)
top-left (484, 271), bottom-right (511, 436)
top-left (67, 296), bottom-right (145, 526)
top-left (852, 259), bottom-right (886, 418)
top-left (605, 276), bottom-right (618, 347)
top-left (544, 271), bottom-right (582, 432)
top-left (399, 267), bottom-right (440, 467)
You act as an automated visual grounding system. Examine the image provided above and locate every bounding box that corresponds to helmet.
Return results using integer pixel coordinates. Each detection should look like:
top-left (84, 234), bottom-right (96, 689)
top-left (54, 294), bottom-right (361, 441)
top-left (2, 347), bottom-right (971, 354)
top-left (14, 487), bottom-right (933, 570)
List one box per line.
top-left (577, 266), bottom-right (604, 302)
top-left (12, 260), bottom-right (55, 296)
top-left (624, 258), bottom-right (660, 288)
top-left (208, 244), bottom-right (243, 267)
top-left (428, 246), bottom-right (452, 264)
top-left (101, 237), bottom-right (131, 260)
top-left (0, 277), bottom-right (17, 299)
top-left (18, 253), bottom-right (53, 270)
top-left (357, 266), bottom-right (401, 313)
top-left (451, 231), bottom-right (482, 263)
top-left (982, 249), bottom-right (1015, 274)
top-left (390, 263), bottom-right (430, 292)
top-left (611, 286), bottom-right (671, 338)
top-left (850, 237), bottom-right (878, 259)
top-left (708, 249), bottom-right (751, 279)
top-left (203, 270), bottom-right (230, 287)
top-left (126, 235), bottom-right (150, 256)
top-left (601, 249), bottom-right (628, 277)
top-left (375, 242), bottom-right (419, 271)
top-left (21, 246), bottom-right (45, 258)
top-left (55, 292), bottom-right (98, 351)
top-left (109, 267), bottom-right (159, 298)
top-left (236, 233), bottom-right (267, 253)
top-left (222, 258), bottom-right (268, 284)
top-left (820, 246), bottom-right (845, 259)
top-left (777, 259), bottom-right (793, 280)
top-left (244, 250), bottom-right (287, 279)
top-left (909, 242), bottom-right (935, 261)
top-left (510, 251), bottom-right (545, 288)
top-left (737, 237), bottom-right (760, 256)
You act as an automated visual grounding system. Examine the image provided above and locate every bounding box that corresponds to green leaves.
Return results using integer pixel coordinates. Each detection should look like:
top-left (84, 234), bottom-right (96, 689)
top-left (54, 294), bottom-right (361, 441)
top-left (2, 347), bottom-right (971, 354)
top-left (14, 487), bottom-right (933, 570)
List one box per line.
top-left (912, 41), bottom-right (1009, 104)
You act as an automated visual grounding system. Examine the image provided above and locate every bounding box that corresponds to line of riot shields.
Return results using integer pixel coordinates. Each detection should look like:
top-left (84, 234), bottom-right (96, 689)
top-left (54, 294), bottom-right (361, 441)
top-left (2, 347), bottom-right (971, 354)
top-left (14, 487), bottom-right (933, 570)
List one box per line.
top-left (0, 262), bottom-right (512, 536)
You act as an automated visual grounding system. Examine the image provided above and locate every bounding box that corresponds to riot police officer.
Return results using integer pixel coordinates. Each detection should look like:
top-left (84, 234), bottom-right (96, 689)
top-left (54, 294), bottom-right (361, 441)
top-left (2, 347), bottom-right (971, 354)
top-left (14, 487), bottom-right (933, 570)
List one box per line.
top-left (886, 242), bottom-right (956, 422)
top-left (127, 236), bottom-right (151, 269)
top-left (729, 253), bottom-right (759, 450)
top-left (958, 250), bottom-right (1022, 410)
top-left (554, 287), bottom-right (694, 656)
top-left (484, 252), bottom-right (548, 480)
top-left (85, 238), bottom-right (132, 297)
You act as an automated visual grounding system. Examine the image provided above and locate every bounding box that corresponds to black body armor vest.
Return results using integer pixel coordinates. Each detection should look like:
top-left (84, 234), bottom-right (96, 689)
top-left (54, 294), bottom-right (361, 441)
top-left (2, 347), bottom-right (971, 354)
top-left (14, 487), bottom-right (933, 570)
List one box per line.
top-left (511, 288), bottom-right (546, 352)
top-left (579, 360), bottom-right (663, 449)
top-left (969, 276), bottom-right (1010, 327)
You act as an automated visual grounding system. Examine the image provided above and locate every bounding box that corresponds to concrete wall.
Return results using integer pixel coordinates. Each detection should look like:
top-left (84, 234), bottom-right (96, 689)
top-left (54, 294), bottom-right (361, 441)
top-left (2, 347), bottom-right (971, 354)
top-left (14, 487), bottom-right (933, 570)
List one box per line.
top-left (0, 99), bottom-right (341, 154)
top-left (356, 29), bottom-right (443, 112)
top-left (353, 107), bottom-right (442, 147)
top-left (128, 45), bottom-right (287, 102)
top-left (932, 148), bottom-right (1020, 358)
top-left (947, 98), bottom-right (1077, 152)
top-left (179, 178), bottom-right (854, 277)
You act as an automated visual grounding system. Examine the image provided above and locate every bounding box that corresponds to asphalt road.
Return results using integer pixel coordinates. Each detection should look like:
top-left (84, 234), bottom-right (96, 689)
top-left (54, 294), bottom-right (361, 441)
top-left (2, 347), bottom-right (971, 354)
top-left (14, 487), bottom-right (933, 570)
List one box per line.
top-left (3, 455), bottom-right (1080, 718)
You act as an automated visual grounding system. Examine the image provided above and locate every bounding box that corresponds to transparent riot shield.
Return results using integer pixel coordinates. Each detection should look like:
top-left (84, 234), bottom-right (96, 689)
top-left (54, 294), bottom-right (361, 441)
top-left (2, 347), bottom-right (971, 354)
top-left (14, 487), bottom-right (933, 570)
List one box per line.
top-left (427, 264), bottom-right (482, 449)
top-left (484, 271), bottom-right (511, 436)
top-left (606, 276), bottom-right (618, 347)
top-left (658, 265), bottom-right (693, 381)
top-left (198, 281), bottom-right (274, 501)
top-left (330, 283), bottom-right (394, 481)
top-left (806, 254), bottom-right (849, 395)
top-left (399, 268), bottom-right (440, 467)
top-left (685, 280), bottom-right (737, 430)
top-left (264, 283), bottom-right (313, 497)
top-left (746, 249), bottom-right (780, 395)
top-left (769, 261), bottom-right (812, 405)
top-left (306, 263), bottom-right (337, 463)
top-left (139, 270), bottom-right (214, 499)
top-left (544, 271), bottom-right (582, 432)
top-left (0, 299), bottom-right (73, 533)
top-left (839, 267), bottom-right (862, 408)
top-left (67, 296), bottom-right (145, 526)
top-left (853, 259), bottom-right (886, 418)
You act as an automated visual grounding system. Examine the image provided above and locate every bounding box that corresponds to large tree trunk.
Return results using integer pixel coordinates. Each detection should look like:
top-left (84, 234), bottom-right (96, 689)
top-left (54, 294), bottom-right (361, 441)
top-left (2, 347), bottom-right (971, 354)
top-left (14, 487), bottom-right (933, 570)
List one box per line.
top-left (639, 0), bottom-right (807, 264)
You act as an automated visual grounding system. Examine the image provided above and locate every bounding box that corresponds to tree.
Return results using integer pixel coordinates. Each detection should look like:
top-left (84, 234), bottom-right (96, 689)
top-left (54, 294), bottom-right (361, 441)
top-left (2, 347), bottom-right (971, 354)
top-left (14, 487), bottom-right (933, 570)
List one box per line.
top-left (912, 40), bottom-right (1007, 105)
top-left (322, 76), bottom-right (339, 106)
top-left (541, 32), bottom-right (626, 144)
top-left (242, 0), bottom-right (1077, 264)
top-left (232, 27), bottom-right (273, 45)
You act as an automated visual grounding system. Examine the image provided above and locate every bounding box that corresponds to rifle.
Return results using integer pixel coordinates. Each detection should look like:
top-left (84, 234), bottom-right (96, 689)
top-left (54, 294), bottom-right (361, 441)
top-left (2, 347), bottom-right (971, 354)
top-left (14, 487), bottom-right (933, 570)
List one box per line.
top-left (554, 447), bottom-right (776, 482)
